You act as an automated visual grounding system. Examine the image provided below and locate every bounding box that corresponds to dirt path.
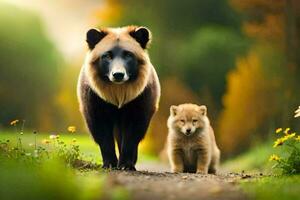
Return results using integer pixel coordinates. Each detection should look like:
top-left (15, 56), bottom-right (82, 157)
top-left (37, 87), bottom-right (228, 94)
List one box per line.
top-left (104, 162), bottom-right (250, 200)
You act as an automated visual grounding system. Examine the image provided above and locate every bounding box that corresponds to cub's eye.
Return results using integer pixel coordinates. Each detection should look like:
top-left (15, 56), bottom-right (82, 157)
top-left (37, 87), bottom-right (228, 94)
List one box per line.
top-left (192, 119), bottom-right (198, 123)
top-left (101, 52), bottom-right (112, 60)
top-left (180, 120), bottom-right (185, 123)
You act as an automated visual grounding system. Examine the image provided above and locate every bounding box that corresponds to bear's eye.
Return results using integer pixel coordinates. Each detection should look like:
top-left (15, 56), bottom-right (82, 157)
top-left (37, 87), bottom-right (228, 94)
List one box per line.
top-left (101, 52), bottom-right (113, 60)
top-left (123, 51), bottom-right (134, 59)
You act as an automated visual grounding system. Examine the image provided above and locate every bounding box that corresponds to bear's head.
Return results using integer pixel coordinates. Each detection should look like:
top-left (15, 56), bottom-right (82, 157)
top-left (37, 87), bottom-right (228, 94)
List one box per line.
top-left (83, 26), bottom-right (153, 108)
top-left (85, 26), bottom-right (151, 84)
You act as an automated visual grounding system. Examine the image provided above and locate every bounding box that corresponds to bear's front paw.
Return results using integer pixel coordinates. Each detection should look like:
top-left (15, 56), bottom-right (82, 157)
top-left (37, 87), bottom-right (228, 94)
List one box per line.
top-left (117, 163), bottom-right (136, 171)
top-left (102, 160), bottom-right (118, 169)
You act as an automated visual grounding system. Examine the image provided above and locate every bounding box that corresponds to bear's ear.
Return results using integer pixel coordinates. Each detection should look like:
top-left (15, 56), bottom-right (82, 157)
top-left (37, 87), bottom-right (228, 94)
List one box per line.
top-left (129, 27), bottom-right (151, 49)
top-left (86, 28), bottom-right (107, 50)
top-left (170, 105), bottom-right (178, 116)
top-left (198, 105), bottom-right (207, 116)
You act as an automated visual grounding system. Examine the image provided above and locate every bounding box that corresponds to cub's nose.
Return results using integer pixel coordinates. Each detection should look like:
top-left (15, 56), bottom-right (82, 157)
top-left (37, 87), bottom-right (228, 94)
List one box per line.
top-left (112, 72), bottom-right (125, 81)
top-left (186, 128), bottom-right (191, 133)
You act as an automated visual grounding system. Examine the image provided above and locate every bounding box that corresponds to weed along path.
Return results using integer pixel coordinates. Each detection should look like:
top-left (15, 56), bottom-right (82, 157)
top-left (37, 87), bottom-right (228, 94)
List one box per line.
top-left (100, 162), bottom-right (249, 200)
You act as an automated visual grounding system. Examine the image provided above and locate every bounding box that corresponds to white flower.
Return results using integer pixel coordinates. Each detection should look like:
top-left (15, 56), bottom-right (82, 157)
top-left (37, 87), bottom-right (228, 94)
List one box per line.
top-left (49, 135), bottom-right (58, 139)
top-left (295, 106), bottom-right (300, 118)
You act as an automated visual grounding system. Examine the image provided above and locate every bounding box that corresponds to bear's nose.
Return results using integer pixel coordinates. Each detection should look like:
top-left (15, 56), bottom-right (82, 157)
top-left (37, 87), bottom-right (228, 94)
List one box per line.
top-left (113, 72), bottom-right (125, 81)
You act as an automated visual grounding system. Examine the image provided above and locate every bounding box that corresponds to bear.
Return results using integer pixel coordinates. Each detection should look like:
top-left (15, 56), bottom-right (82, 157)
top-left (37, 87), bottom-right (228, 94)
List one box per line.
top-left (77, 26), bottom-right (160, 170)
top-left (167, 103), bottom-right (220, 174)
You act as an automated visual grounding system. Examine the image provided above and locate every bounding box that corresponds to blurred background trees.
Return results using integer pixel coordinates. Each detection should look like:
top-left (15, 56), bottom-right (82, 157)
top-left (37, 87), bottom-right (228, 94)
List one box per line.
top-left (0, 3), bottom-right (63, 130)
top-left (219, 0), bottom-right (300, 155)
top-left (0, 0), bottom-right (299, 158)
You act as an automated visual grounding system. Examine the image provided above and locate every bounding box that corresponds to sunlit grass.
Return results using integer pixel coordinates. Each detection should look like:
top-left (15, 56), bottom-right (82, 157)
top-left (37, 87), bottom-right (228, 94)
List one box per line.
top-left (0, 131), bottom-right (158, 164)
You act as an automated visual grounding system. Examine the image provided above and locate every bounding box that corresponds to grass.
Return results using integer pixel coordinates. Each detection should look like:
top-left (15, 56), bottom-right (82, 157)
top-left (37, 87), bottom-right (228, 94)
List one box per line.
top-left (0, 159), bottom-right (102, 200)
top-left (0, 131), bottom-right (102, 162)
top-left (241, 175), bottom-right (300, 200)
top-left (224, 139), bottom-right (300, 200)
top-left (0, 129), bottom-right (159, 200)
top-left (222, 141), bottom-right (274, 173)
top-left (0, 131), bottom-right (158, 163)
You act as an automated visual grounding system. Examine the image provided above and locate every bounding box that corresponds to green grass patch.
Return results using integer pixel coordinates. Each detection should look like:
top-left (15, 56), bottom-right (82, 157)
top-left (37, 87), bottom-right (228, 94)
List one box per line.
top-left (225, 137), bottom-right (300, 200)
top-left (241, 175), bottom-right (300, 200)
top-left (0, 130), bottom-right (134, 200)
top-left (222, 140), bottom-right (282, 173)
top-left (0, 131), bottom-right (158, 164)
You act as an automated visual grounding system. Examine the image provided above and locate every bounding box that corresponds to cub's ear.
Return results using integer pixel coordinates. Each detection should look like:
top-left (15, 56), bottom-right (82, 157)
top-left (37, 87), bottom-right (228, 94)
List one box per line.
top-left (198, 105), bottom-right (207, 116)
top-left (170, 105), bottom-right (178, 116)
top-left (129, 27), bottom-right (151, 49)
top-left (86, 28), bottom-right (107, 50)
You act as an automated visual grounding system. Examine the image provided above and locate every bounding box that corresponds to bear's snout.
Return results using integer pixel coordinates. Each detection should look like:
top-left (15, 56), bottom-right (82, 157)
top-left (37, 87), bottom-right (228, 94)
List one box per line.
top-left (112, 72), bottom-right (125, 82)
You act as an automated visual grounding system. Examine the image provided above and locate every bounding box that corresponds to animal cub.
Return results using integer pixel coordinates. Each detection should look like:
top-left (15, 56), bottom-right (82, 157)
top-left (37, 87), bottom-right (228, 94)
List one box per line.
top-left (167, 103), bottom-right (220, 174)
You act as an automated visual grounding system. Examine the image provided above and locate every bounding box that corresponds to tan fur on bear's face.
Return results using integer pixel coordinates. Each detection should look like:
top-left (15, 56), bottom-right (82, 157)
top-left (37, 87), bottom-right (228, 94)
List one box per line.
top-left (168, 104), bottom-right (208, 136)
top-left (83, 26), bottom-right (156, 108)
top-left (87, 26), bottom-right (151, 64)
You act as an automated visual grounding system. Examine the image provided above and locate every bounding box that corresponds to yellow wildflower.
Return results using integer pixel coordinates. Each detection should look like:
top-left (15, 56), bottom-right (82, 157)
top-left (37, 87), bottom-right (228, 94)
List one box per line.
top-left (285, 133), bottom-right (296, 140)
top-left (67, 126), bottom-right (76, 133)
top-left (269, 154), bottom-right (280, 161)
top-left (273, 133), bottom-right (296, 147)
top-left (10, 119), bottom-right (19, 126)
top-left (72, 138), bottom-right (77, 143)
top-left (284, 128), bottom-right (290, 135)
top-left (275, 128), bottom-right (283, 134)
top-left (273, 138), bottom-right (286, 147)
top-left (295, 136), bottom-right (300, 142)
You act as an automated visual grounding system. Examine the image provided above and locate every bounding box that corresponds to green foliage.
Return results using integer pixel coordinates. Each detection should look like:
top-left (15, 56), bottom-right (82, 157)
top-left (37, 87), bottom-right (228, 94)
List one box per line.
top-left (0, 160), bottom-right (82, 200)
top-left (120, 0), bottom-right (240, 33)
top-left (0, 121), bottom-right (100, 169)
top-left (0, 2), bottom-right (63, 129)
top-left (0, 127), bottom-right (131, 200)
top-left (222, 141), bottom-right (273, 173)
top-left (241, 175), bottom-right (300, 200)
top-left (269, 128), bottom-right (300, 175)
top-left (178, 26), bottom-right (248, 104)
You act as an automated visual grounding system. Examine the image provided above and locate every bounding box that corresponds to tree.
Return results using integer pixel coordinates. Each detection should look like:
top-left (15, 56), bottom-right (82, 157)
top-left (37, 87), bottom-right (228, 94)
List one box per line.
top-left (0, 3), bottom-right (63, 130)
top-left (218, 49), bottom-right (285, 155)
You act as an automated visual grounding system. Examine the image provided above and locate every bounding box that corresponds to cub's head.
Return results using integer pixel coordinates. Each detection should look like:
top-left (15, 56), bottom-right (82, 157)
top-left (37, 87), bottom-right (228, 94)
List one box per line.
top-left (85, 26), bottom-right (151, 84)
top-left (167, 104), bottom-right (209, 136)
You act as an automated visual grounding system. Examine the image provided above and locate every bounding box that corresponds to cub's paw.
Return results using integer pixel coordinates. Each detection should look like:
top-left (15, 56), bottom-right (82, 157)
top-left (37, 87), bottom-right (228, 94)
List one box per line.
top-left (196, 169), bottom-right (208, 174)
top-left (208, 168), bottom-right (217, 174)
top-left (171, 167), bottom-right (183, 173)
